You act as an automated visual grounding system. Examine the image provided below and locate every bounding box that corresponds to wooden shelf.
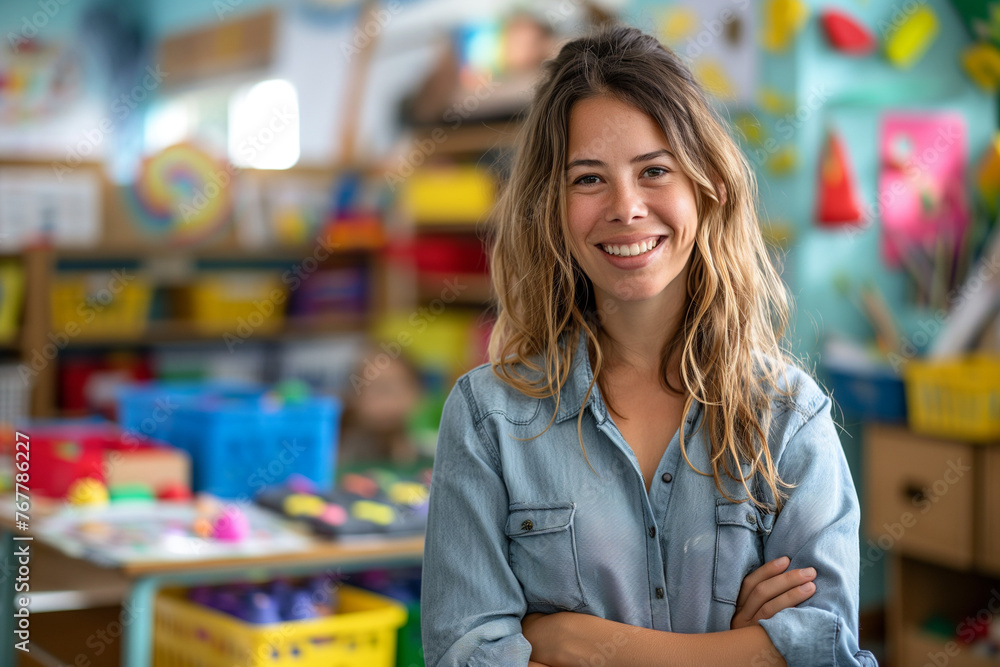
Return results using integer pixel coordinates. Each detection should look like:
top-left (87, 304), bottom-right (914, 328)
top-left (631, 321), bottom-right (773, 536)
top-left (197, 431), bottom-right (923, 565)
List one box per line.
top-left (62, 314), bottom-right (369, 347)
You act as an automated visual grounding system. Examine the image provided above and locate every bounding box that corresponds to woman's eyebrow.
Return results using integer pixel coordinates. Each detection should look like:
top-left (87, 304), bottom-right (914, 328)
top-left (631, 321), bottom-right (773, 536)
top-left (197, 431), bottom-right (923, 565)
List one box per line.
top-left (566, 149), bottom-right (676, 171)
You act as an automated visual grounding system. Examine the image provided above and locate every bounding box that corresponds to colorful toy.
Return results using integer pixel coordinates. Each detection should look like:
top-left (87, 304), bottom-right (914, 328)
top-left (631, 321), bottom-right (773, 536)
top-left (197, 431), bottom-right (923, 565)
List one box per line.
top-left (108, 483), bottom-right (154, 503)
top-left (212, 506), bottom-right (250, 542)
top-left (280, 589), bottom-right (317, 621)
top-left (820, 9), bottom-right (876, 55)
top-left (243, 591), bottom-right (282, 624)
top-left (67, 478), bottom-right (109, 506)
top-left (816, 129), bottom-right (863, 226)
top-left (963, 42), bottom-right (1000, 91)
top-left (760, 0), bottom-right (809, 53)
top-left (282, 493), bottom-right (326, 518)
top-left (157, 482), bottom-right (192, 502)
top-left (885, 5), bottom-right (939, 69)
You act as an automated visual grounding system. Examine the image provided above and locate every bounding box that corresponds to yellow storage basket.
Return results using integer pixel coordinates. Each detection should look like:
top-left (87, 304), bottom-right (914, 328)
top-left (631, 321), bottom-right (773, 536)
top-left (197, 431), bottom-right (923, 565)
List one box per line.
top-left (51, 272), bottom-right (152, 339)
top-left (0, 261), bottom-right (24, 343)
top-left (186, 273), bottom-right (287, 335)
top-left (903, 355), bottom-right (1000, 441)
top-left (154, 585), bottom-right (407, 667)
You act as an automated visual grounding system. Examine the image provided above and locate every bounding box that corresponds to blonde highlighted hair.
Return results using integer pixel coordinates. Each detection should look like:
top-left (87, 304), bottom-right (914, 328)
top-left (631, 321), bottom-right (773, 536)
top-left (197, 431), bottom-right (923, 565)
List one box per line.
top-left (487, 25), bottom-right (800, 512)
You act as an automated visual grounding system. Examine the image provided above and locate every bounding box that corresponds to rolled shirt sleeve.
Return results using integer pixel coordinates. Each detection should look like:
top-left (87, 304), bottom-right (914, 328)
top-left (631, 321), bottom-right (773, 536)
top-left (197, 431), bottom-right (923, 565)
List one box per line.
top-left (421, 377), bottom-right (533, 667)
top-left (758, 392), bottom-right (878, 667)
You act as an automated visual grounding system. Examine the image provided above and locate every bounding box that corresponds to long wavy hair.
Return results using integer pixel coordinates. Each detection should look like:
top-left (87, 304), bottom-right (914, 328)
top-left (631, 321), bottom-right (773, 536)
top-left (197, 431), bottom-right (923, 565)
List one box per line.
top-left (487, 25), bottom-right (799, 512)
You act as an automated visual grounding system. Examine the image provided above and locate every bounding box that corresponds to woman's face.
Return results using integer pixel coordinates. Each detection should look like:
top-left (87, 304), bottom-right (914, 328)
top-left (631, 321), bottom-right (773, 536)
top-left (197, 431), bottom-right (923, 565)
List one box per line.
top-left (565, 96), bottom-right (699, 311)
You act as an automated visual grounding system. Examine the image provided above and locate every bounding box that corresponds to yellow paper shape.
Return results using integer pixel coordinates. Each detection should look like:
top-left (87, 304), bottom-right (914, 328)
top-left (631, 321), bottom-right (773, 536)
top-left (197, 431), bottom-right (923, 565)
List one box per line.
top-left (758, 87), bottom-right (794, 115)
top-left (761, 0), bottom-right (809, 52)
top-left (885, 6), bottom-right (938, 68)
top-left (963, 42), bottom-right (1000, 91)
top-left (694, 58), bottom-right (736, 100)
top-left (659, 7), bottom-right (699, 43)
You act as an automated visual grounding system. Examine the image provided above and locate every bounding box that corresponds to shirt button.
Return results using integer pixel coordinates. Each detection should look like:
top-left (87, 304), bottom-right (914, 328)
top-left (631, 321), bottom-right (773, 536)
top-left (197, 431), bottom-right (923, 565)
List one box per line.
top-left (655, 587), bottom-right (665, 599)
top-left (746, 513), bottom-right (757, 526)
top-left (521, 520), bottom-right (533, 531)
top-left (648, 526), bottom-right (656, 538)
top-left (661, 472), bottom-right (673, 483)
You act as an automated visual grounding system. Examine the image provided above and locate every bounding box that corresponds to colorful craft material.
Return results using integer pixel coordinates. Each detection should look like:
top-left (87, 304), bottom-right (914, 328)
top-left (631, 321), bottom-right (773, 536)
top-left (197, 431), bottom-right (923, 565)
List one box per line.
top-left (211, 506), bottom-right (250, 541)
top-left (67, 478), bottom-right (109, 506)
top-left (761, 0), bottom-right (809, 52)
top-left (963, 42), bottom-right (1000, 91)
top-left (820, 9), bottom-right (876, 55)
top-left (816, 130), bottom-right (863, 226)
top-left (885, 5), bottom-right (939, 68)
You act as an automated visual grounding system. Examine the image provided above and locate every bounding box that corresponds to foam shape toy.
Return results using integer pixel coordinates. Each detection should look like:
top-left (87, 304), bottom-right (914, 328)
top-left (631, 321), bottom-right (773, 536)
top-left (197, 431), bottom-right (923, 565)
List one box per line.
top-left (761, 0), bottom-right (809, 52)
top-left (212, 506), bottom-right (250, 541)
top-left (816, 130), bottom-right (863, 225)
top-left (820, 9), bottom-right (876, 55)
top-left (67, 478), bottom-right (109, 506)
top-left (885, 5), bottom-right (938, 69)
top-left (977, 134), bottom-right (1000, 214)
top-left (157, 482), bottom-right (192, 502)
top-left (283, 493), bottom-right (326, 518)
top-left (963, 41), bottom-right (1000, 91)
top-left (351, 500), bottom-right (396, 526)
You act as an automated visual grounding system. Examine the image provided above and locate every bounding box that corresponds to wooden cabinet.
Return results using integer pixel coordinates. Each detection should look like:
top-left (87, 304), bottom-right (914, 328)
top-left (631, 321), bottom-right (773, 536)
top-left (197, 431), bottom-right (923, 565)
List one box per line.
top-left (866, 424), bottom-right (1000, 666)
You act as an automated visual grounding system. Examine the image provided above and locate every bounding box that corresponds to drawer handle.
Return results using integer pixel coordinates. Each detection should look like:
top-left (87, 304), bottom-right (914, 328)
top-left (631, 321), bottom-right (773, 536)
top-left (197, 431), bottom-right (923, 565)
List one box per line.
top-left (903, 483), bottom-right (926, 504)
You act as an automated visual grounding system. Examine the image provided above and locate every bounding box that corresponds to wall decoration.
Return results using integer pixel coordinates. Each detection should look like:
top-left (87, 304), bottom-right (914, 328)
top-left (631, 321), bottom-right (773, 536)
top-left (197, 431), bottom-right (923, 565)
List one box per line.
top-left (761, 0), bottom-right (809, 53)
top-left (816, 129), bottom-right (863, 226)
top-left (820, 9), bottom-right (876, 55)
top-left (884, 5), bottom-right (939, 68)
top-left (878, 113), bottom-right (969, 268)
top-left (128, 143), bottom-right (232, 245)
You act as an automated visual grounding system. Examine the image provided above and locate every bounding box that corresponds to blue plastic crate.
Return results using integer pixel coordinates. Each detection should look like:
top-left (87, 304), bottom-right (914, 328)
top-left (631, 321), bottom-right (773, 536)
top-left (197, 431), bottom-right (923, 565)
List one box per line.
top-left (825, 365), bottom-right (907, 423)
top-left (116, 382), bottom-right (341, 498)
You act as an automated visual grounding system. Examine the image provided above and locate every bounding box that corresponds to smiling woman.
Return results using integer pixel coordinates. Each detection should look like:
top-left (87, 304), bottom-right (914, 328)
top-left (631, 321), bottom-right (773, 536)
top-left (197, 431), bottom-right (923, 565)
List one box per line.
top-left (421, 24), bottom-right (877, 667)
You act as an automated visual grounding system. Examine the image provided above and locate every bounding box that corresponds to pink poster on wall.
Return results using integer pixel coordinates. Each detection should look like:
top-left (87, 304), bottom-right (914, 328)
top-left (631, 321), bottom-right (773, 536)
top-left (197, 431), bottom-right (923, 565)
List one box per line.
top-left (878, 113), bottom-right (968, 268)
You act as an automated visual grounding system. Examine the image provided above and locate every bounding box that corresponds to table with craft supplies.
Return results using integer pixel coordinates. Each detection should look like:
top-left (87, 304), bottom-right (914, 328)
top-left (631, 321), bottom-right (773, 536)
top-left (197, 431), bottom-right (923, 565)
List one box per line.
top-left (0, 496), bottom-right (424, 667)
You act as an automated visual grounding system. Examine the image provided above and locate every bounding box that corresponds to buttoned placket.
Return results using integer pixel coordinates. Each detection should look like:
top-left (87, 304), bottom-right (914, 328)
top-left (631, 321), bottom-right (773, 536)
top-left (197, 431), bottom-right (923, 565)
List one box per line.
top-left (590, 396), bottom-right (700, 633)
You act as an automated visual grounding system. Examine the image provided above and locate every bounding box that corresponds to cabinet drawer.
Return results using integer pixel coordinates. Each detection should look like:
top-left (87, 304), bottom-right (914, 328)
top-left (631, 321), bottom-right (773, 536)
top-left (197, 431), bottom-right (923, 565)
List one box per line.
top-left (977, 446), bottom-right (1000, 575)
top-left (865, 425), bottom-right (976, 569)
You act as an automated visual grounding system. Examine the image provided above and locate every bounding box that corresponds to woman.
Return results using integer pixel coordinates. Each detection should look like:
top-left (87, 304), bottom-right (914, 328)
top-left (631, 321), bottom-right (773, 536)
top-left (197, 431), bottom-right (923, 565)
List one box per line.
top-left (421, 25), bottom-right (876, 667)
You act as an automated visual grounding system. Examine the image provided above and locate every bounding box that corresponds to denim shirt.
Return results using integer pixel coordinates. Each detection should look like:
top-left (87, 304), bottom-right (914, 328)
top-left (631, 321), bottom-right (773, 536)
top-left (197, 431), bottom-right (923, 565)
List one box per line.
top-left (421, 331), bottom-right (877, 667)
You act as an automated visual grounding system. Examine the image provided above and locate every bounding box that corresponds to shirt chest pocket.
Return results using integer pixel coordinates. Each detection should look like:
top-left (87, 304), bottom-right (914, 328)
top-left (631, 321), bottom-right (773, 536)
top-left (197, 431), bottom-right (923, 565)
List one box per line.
top-left (505, 502), bottom-right (587, 611)
top-left (713, 500), bottom-right (773, 605)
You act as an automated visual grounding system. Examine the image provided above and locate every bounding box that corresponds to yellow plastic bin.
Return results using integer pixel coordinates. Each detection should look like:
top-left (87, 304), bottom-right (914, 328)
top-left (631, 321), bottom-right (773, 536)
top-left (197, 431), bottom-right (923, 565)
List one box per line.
top-left (902, 355), bottom-right (1000, 441)
top-left (185, 273), bottom-right (287, 335)
top-left (154, 584), bottom-right (408, 667)
top-left (0, 261), bottom-right (24, 343)
top-left (50, 272), bottom-right (152, 339)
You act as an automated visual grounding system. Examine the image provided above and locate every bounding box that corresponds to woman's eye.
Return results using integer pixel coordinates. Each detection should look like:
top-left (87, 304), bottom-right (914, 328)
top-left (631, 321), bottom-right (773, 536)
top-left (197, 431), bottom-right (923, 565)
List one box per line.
top-left (643, 166), bottom-right (668, 178)
top-left (573, 174), bottom-right (600, 185)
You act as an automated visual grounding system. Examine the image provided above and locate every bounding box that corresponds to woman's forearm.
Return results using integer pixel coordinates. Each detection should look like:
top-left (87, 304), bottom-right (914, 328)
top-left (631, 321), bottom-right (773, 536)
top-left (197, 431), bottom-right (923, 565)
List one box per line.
top-left (542, 613), bottom-right (787, 667)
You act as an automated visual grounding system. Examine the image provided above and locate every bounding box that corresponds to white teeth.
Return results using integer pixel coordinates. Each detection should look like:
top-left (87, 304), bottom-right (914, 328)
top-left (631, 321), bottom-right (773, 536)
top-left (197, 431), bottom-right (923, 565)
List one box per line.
top-left (601, 237), bottom-right (659, 257)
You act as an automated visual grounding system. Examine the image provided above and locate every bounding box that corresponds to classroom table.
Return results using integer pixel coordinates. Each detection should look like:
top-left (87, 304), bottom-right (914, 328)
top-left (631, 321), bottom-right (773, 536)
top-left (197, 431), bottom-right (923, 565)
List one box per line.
top-left (0, 498), bottom-right (425, 667)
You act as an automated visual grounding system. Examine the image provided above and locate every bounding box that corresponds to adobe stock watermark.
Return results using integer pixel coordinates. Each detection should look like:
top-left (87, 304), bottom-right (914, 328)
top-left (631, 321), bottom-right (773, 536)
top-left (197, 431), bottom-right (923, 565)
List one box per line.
top-left (859, 458), bottom-right (971, 574)
top-left (746, 85), bottom-right (830, 170)
top-left (6, 0), bottom-right (74, 51)
top-left (385, 76), bottom-right (501, 191)
top-left (181, 105), bottom-right (295, 222)
top-left (349, 279), bottom-right (468, 393)
top-left (341, 0), bottom-right (402, 62)
top-left (679, 0), bottom-right (751, 63)
top-left (885, 247), bottom-right (1000, 371)
top-left (876, 0), bottom-right (929, 38)
top-left (17, 269), bottom-right (136, 385)
top-left (52, 65), bottom-right (169, 181)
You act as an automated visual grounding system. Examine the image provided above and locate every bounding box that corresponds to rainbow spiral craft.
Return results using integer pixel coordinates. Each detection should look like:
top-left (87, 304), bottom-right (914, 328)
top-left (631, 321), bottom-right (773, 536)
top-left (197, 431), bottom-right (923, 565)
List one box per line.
top-left (130, 143), bottom-right (232, 244)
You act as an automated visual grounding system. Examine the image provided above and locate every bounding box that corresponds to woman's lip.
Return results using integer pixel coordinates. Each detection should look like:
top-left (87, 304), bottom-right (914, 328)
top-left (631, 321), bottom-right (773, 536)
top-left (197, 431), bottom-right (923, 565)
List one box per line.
top-left (596, 235), bottom-right (665, 265)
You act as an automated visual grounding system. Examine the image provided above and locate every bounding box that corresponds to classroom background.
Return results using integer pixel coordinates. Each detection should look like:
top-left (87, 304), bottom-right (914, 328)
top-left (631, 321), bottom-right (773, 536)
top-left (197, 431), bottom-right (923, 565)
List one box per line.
top-left (0, 0), bottom-right (999, 665)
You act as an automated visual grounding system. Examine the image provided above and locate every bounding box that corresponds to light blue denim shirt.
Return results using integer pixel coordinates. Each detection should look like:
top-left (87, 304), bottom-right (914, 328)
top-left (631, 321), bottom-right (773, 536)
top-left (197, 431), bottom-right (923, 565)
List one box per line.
top-left (421, 331), bottom-right (877, 667)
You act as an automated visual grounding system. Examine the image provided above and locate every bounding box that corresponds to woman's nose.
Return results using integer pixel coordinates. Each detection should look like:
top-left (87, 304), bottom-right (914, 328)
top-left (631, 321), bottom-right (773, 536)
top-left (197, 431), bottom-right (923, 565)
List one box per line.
top-left (605, 180), bottom-right (648, 223)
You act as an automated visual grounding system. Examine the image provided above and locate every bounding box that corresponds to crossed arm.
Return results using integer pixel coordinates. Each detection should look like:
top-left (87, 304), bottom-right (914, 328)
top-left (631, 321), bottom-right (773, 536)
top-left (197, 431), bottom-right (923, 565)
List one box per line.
top-left (522, 555), bottom-right (818, 667)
